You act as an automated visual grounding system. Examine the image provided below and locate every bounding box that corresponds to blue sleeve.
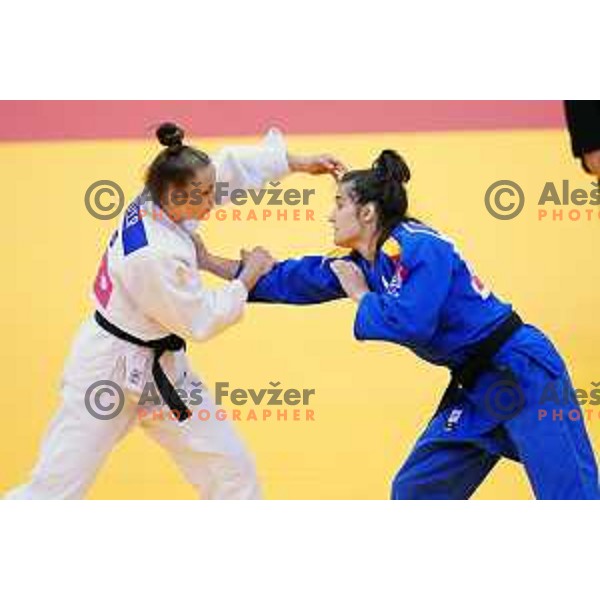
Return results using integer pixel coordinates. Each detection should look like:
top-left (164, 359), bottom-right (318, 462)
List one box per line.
top-left (249, 256), bottom-right (346, 304)
top-left (354, 238), bottom-right (454, 346)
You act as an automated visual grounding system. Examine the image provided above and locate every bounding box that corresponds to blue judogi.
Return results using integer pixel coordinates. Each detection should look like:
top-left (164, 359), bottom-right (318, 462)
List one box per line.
top-left (250, 220), bottom-right (600, 499)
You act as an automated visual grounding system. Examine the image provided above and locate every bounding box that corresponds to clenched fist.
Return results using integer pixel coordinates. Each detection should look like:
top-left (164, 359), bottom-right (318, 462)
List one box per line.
top-left (238, 246), bottom-right (277, 291)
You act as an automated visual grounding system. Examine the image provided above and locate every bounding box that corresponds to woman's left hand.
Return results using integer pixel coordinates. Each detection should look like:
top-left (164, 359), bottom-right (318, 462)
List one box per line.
top-left (288, 153), bottom-right (346, 180)
top-left (330, 260), bottom-right (369, 302)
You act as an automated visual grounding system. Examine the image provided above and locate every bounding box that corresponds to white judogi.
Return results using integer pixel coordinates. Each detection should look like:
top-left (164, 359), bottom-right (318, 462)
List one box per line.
top-left (5, 130), bottom-right (289, 499)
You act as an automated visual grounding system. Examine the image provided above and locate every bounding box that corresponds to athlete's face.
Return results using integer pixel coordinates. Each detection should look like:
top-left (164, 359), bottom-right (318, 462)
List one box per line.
top-left (329, 182), bottom-right (373, 248)
top-left (164, 163), bottom-right (217, 221)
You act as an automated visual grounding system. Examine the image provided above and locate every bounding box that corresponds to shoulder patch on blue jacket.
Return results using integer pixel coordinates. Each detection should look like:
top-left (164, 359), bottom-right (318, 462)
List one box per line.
top-left (122, 202), bottom-right (148, 256)
top-left (380, 236), bottom-right (402, 261)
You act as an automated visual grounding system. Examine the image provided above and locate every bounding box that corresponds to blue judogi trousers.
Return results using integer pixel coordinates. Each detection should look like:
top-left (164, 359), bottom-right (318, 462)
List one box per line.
top-left (391, 328), bottom-right (600, 500)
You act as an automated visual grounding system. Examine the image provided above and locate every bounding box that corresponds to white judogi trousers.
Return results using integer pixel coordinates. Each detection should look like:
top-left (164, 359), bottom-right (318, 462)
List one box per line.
top-left (6, 316), bottom-right (260, 500)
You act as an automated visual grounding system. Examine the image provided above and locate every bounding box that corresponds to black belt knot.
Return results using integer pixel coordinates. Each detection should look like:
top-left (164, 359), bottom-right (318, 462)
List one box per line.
top-left (94, 311), bottom-right (191, 422)
top-left (435, 311), bottom-right (523, 425)
top-left (158, 335), bottom-right (186, 353)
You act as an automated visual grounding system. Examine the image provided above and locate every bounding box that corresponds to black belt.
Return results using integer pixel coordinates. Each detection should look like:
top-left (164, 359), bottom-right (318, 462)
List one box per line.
top-left (434, 311), bottom-right (524, 424)
top-left (94, 311), bottom-right (192, 422)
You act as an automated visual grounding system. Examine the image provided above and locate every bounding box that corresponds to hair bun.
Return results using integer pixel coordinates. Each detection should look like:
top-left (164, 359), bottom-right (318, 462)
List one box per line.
top-left (156, 122), bottom-right (185, 148)
top-left (374, 149), bottom-right (411, 184)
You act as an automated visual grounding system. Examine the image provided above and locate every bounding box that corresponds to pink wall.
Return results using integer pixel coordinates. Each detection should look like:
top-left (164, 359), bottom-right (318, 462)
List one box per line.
top-left (0, 100), bottom-right (565, 141)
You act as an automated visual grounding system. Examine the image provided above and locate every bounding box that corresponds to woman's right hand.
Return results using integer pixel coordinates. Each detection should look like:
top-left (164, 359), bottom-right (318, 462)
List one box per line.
top-left (238, 246), bottom-right (276, 291)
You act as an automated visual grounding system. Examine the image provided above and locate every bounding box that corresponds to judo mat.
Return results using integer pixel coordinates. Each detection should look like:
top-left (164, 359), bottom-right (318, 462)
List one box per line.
top-left (1, 101), bottom-right (597, 499)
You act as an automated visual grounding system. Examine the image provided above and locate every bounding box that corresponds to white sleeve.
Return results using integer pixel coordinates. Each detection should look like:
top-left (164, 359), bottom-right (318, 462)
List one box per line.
top-left (213, 128), bottom-right (290, 203)
top-left (126, 250), bottom-right (248, 342)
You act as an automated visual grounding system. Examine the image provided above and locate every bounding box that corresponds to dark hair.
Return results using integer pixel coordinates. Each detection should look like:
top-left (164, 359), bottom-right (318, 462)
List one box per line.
top-left (341, 149), bottom-right (413, 244)
top-left (145, 122), bottom-right (211, 204)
